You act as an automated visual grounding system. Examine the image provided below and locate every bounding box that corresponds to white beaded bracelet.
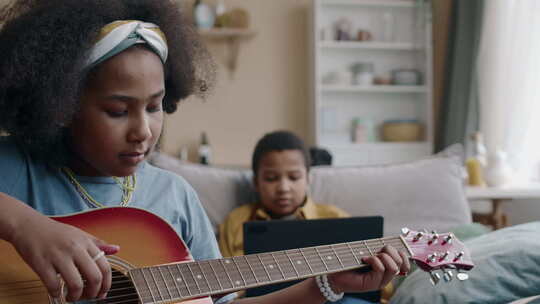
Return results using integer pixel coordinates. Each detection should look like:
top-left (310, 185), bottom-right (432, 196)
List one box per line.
top-left (315, 274), bottom-right (344, 302)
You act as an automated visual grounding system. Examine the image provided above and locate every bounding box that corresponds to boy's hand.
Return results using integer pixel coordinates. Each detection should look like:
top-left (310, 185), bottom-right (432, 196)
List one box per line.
top-left (9, 213), bottom-right (119, 301)
top-left (327, 245), bottom-right (410, 293)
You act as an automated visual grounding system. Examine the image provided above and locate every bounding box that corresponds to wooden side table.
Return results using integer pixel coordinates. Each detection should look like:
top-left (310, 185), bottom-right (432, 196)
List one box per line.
top-left (466, 184), bottom-right (540, 229)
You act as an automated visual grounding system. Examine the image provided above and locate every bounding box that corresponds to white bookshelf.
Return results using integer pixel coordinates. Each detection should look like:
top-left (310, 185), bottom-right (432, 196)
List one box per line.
top-left (321, 84), bottom-right (428, 93)
top-left (319, 41), bottom-right (421, 50)
top-left (309, 0), bottom-right (433, 166)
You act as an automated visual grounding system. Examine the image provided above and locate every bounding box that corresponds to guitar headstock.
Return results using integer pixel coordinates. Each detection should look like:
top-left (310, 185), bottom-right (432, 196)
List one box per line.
top-left (401, 228), bottom-right (474, 285)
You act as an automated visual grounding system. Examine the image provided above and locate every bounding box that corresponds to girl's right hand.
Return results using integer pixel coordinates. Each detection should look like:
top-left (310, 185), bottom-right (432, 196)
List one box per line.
top-left (9, 213), bottom-right (119, 301)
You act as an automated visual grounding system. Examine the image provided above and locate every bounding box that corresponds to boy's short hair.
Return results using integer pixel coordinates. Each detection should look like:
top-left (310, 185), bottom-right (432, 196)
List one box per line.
top-left (252, 130), bottom-right (311, 174)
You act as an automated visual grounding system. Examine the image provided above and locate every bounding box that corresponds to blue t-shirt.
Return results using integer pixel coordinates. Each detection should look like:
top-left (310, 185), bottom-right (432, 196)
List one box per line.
top-left (0, 138), bottom-right (238, 303)
top-left (0, 138), bottom-right (220, 261)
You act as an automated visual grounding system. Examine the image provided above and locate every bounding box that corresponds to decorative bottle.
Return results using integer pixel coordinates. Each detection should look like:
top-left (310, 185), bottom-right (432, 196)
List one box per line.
top-left (466, 132), bottom-right (487, 186)
top-left (198, 132), bottom-right (211, 165)
top-left (193, 0), bottom-right (215, 29)
top-left (215, 0), bottom-right (229, 28)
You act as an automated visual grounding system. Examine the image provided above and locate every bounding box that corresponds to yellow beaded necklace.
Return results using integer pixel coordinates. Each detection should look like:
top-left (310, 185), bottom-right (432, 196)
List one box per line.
top-left (62, 167), bottom-right (136, 208)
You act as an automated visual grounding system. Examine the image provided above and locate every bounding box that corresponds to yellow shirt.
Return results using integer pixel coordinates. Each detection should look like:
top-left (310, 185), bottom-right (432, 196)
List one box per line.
top-left (218, 197), bottom-right (394, 301)
top-left (218, 197), bottom-right (349, 258)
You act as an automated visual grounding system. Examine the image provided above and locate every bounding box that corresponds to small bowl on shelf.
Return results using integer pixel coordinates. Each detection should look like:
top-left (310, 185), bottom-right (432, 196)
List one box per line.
top-left (381, 120), bottom-right (424, 142)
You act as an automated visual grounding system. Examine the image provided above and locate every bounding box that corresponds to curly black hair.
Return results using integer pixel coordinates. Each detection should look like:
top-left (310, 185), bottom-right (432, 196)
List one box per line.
top-left (0, 0), bottom-right (215, 162)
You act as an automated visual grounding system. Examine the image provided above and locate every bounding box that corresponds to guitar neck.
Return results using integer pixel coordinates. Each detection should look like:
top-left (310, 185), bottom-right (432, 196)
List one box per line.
top-left (129, 236), bottom-right (411, 303)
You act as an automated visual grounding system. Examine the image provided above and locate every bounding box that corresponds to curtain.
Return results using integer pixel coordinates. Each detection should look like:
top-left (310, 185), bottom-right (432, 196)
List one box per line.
top-left (477, 0), bottom-right (540, 181)
top-left (435, 0), bottom-right (484, 154)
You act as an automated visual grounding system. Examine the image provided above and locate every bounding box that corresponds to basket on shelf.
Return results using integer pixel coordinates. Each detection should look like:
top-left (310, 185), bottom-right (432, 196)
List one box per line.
top-left (381, 120), bottom-right (424, 142)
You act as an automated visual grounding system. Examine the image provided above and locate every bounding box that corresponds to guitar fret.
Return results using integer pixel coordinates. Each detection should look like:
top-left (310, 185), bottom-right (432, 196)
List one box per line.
top-left (315, 246), bottom-right (329, 271)
top-left (198, 262), bottom-right (212, 293)
top-left (186, 263), bottom-right (202, 294)
top-left (318, 245), bottom-right (341, 271)
top-left (149, 267), bottom-right (165, 301)
top-left (364, 240), bottom-right (374, 256)
top-left (346, 243), bottom-right (361, 265)
top-left (222, 257), bottom-right (245, 287)
top-left (286, 249), bottom-right (311, 277)
top-left (351, 242), bottom-right (368, 257)
top-left (274, 252), bottom-right (296, 278)
top-left (255, 254), bottom-right (272, 282)
top-left (336, 244), bottom-right (357, 268)
top-left (284, 250), bottom-right (300, 277)
top-left (343, 245), bottom-right (357, 267)
top-left (130, 268), bottom-right (155, 304)
top-left (245, 254), bottom-right (268, 283)
top-left (195, 262), bottom-right (212, 294)
top-left (303, 247), bottom-right (326, 273)
top-left (166, 265), bottom-right (184, 299)
top-left (157, 266), bottom-right (173, 300)
top-left (243, 255), bottom-right (260, 284)
top-left (175, 264), bottom-right (191, 296)
top-left (260, 253), bottom-right (284, 281)
top-left (219, 258), bottom-right (236, 288)
top-left (330, 245), bottom-right (345, 268)
top-left (270, 252), bottom-right (286, 279)
top-left (299, 249), bottom-right (314, 275)
top-left (212, 259), bottom-right (233, 290)
top-left (141, 268), bottom-right (159, 302)
top-left (206, 260), bottom-right (224, 291)
top-left (231, 257), bottom-right (247, 287)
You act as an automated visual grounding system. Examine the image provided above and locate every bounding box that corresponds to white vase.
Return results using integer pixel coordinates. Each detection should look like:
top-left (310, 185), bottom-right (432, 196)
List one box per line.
top-left (194, 2), bottom-right (215, 29)
top-left (484, 149), bottom-right (514, 187)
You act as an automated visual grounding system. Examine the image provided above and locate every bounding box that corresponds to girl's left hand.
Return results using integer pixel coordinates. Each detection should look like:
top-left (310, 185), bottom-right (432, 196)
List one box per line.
top-left (327, 245), bottom-right (410, 293)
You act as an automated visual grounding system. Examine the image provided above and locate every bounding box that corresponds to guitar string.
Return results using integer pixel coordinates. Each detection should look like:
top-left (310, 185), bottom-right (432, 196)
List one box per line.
top-left (0, 239), bottom-right (414, 302)
top-left (3, 238), bottom-right (451, 304)
top-left (81, 239), bottom-right (412, 304)
top-left (0, 241), bottom-right (408, 296)
top-left (111, 240), bottom-right (409, 301)
top-left (0, 237), bottom-right (407, 288)
top-left (0, 239), bottom-right (409, 298)
top-left (127, 238), bottom-right (408, 294)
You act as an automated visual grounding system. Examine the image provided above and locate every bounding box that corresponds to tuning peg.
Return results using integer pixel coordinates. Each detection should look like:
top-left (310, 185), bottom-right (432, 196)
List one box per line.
top-left (439, 251), bottom-right (450, 261)
top-left (413, 232), bottom-right (424, 242)
top-left (429, 271), bottom-right (441, 285)
top-left (457, 270), bottom-right (470, 281)
top-left (401, 227), bottom-right (410, 236)
top-left (442, 234), bottom-right (453, 245)
top-left (453, 251), bottom-right (465, 261)
top-left (442, 268), bottom-right (454, 282)
top-left (427, 253), bottom-right (438, 263)
top-left (429, 233), bottom-right (439, 244)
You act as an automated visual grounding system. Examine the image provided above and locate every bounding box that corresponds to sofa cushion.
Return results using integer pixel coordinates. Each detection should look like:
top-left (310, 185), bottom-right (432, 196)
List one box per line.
top-left (149, 153), bottom-right (255, 232)
top-left (150, 144), bottom-right (471, 236)
top-left (308, 145), bottom-right (471, 236)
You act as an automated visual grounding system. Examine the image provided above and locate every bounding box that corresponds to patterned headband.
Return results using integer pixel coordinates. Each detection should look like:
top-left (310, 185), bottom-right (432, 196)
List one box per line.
top-left (85, 20), bottom-right (168, 69)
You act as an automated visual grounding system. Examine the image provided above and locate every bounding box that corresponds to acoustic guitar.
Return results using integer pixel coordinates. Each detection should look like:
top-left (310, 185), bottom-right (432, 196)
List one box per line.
top-left (0, 207), bottom-right (474, 303)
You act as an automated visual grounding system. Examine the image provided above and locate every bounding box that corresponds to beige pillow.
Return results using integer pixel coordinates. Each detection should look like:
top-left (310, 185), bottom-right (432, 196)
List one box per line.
top-left (149, 153), bottom-right (255, 232)
top-left (309, 144), bottom-right (471, 236)
top-left (150, 144), bottom-right (471, 236)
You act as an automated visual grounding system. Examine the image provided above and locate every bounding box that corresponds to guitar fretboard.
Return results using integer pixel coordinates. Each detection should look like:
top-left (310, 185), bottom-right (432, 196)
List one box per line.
top-left (129, 236), bottom-right (408, 303)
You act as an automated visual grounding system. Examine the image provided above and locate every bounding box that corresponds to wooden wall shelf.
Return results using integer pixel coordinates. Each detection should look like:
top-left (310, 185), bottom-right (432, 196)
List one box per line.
top-left (198, 28), bottom-right (257, 72)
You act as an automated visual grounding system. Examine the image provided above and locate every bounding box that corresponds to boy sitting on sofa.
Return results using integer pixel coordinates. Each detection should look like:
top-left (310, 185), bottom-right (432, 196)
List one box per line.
top-left (219, 130), bottom-right (389, 303)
